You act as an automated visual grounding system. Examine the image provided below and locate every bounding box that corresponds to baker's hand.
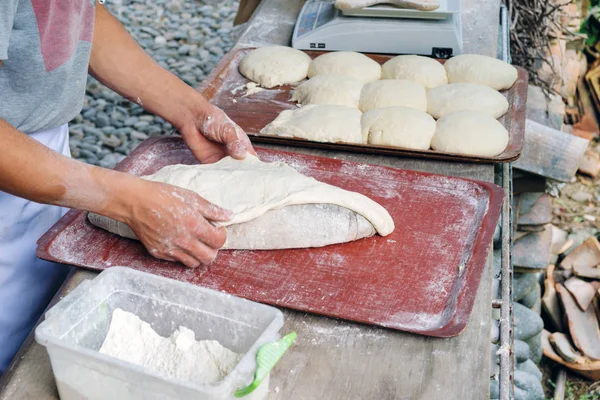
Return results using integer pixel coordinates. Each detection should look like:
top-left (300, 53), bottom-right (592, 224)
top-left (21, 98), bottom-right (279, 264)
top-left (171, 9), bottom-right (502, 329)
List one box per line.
top-left (124, 180), bottom-right (232, 268)
top-left (178, 104), bottom-right (257, 164)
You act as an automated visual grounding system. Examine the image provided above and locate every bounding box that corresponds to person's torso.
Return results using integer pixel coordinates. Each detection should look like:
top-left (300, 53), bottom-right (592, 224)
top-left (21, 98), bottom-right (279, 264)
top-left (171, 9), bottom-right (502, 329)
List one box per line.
top-left (0, 0), bottom-right (96, 134)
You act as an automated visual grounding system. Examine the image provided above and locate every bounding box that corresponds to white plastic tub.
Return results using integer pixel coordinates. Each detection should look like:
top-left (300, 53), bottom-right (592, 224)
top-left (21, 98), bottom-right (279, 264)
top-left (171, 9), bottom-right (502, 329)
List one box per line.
top-left (35, 267), bottom-right (284, 400)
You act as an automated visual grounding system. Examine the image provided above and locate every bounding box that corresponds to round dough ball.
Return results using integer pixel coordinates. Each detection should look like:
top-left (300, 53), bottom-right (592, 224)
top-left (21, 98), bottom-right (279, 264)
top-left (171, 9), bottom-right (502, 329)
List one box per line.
top-left (308, 51), bottom-right (381, 83)
top-left (239, 45), bottom-right (312, 88)
top-left (291, 75), bottom-right (364, 108)
top-left (427, 83), bottom-right (509, 119)
top-left (431, 111), bottom-right (509, 157)
top-left (381, 55), bottom-right (447, 88)
top-left (361, 106), bottom-right (436, 150)
top-left (444, 54), bottom-right (518, 90)
top-left (359, 79), bottom-right (427, 112)
top-left (260, 104), bottom-right (363, 144)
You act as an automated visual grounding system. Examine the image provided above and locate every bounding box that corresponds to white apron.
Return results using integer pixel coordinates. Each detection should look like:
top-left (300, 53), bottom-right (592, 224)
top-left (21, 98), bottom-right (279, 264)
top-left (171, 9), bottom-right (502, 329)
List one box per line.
top-left (0, 123), bottom-right (72, 373)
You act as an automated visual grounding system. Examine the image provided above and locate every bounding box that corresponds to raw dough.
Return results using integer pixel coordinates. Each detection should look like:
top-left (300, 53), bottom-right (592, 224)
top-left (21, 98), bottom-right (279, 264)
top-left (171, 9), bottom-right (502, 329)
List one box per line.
top-left (335, 0), bottom-right (440, 11)
top-left (224, 204), bottom-right (375, 249)
top-left (358, 79), bottom-right (427, 112)
top-left (308, 51), bottom-right (381, 83)
top-left (381, 55), bottom-right (447, 88)
top-left (89, 204), bottom-right (376, 250)
top-left (430, 110), bottom-right (509, 157)
top-left (291, 75), bottom-right (364, 108)
top-left (361, 106), bottom-right (436, 149)
top-left (99, 309), bottom-right (241, 385)
top-left (88, 155), bottom-right (394, 250)
top-left (427, 83), bottom-right (509, 119)
top-left (444, 54), bottom-right (518, 90)
top-left (239, 45), bottom-right (312, 88)
top-left (260, 104), bottom-right (363, 144)
top-left (243, 82), bottom-right (264, 97)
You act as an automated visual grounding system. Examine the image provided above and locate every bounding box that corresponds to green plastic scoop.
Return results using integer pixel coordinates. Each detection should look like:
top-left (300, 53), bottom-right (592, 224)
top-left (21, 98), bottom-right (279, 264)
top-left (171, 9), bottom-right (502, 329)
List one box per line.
top-left (234, 331), bottom-right (297, 397)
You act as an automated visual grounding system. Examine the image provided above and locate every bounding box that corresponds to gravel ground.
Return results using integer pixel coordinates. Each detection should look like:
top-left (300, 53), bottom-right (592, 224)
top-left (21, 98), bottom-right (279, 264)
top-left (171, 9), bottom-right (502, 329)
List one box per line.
top-left (70, 0), bottom-right (240, 168)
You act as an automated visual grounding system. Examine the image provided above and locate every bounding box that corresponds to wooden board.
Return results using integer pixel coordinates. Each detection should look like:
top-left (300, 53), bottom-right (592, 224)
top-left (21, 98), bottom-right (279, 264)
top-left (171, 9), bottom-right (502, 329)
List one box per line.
top-left (36, 137), bottom-right (503, 338)
top-left (199, 47), bottom-right (528, 163)
top-left (513, 119), bottom-right (589, 182)
top-left (0, 265), bottom-right (495, 400)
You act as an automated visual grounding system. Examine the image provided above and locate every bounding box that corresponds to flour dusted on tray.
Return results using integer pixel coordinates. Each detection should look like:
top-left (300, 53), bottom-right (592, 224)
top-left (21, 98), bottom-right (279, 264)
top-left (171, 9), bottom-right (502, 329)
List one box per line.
top-left (99, 309), bottom-right (241, 385)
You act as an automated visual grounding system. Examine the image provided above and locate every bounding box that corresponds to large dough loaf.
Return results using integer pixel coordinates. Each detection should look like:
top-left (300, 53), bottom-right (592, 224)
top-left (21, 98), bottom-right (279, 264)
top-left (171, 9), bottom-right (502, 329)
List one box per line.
top-left (88, 155), bottom-right (394, 250)
top-left (90, 204), bottom-right (376, 250)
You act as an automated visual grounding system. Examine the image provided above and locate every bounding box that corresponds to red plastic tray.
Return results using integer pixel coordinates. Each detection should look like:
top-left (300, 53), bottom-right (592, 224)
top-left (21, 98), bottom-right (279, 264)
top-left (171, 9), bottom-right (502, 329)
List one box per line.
top-left (199, 47), bottom-right (528, 163)
top-left (37, 137), bottom-right (503, 337)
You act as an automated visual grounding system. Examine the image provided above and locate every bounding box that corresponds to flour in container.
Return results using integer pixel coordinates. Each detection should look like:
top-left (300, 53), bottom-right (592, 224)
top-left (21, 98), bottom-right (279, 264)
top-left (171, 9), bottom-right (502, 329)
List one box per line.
top-left (99, 309), bottom-right (241, 385)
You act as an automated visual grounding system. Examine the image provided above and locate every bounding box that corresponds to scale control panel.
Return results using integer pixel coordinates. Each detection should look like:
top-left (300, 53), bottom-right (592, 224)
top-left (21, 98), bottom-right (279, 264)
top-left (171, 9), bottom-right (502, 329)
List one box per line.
top-left (295, 0), bottom-right (336, 49)
top-left (292, 0), bottom-right (463, 57)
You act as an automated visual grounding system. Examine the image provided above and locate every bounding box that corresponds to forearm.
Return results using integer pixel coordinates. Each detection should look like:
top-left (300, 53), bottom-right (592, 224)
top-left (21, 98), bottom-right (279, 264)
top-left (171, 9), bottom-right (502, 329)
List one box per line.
top-left (89, 4), bottom-right (208, 129)
top-left (0, 119), bottom-right (139, 222)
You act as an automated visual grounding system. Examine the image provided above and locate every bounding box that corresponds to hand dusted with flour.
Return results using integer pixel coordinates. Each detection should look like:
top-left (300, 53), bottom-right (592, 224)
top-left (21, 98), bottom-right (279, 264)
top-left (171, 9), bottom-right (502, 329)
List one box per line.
top-left (176, 104), bottom-right (256, 165)
top-left (121, 180), bottom-right (232, 268)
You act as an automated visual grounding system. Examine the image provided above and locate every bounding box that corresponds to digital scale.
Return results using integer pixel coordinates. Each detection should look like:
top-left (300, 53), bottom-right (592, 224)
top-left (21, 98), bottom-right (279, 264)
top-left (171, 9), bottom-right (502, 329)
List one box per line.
top-left (292, 0), bottom-right (463, 58)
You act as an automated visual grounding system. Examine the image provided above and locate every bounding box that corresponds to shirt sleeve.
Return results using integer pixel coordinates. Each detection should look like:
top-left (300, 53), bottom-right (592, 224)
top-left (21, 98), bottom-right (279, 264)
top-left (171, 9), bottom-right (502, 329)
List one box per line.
top-left (0, 0), bottom-right (20, 60)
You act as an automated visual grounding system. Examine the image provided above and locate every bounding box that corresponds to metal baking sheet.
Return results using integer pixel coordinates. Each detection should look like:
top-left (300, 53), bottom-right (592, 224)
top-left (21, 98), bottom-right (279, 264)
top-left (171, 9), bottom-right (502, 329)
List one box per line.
top-left (37, 137), bottom-right (503, 338)
top-left (199, 47), bottom-right (527, 163)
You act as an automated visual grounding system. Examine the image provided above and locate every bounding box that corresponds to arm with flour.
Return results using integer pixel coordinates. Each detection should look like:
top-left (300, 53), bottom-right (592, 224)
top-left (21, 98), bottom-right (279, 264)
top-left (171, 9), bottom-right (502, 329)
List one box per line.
top-left (88, 4), bottom-right (256, 164)
top-left (0, 118), bottom-right (232, 268)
